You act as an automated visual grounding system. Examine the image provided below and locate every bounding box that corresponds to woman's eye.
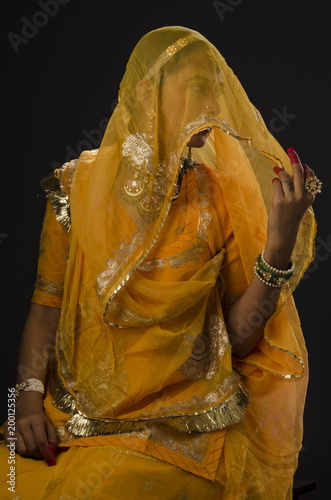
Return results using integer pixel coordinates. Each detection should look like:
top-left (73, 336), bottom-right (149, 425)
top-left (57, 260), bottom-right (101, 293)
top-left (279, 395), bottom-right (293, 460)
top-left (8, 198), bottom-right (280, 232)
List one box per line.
top-left (191, 85), bottom-right (203, 92)
top-left (191, 84), bottom-right (208, 94)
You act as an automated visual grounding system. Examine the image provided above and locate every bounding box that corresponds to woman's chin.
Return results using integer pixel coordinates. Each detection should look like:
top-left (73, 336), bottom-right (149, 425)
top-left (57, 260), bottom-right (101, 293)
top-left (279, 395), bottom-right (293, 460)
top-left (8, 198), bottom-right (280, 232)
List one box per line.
top-left (186, 128), bottom-right (211, 148)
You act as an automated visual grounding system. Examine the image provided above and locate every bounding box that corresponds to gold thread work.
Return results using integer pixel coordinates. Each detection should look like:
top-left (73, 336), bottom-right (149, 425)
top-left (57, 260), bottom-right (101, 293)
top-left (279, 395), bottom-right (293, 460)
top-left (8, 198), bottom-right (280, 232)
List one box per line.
top-left (40, 172), bottom-right (71, 232)
top-left (48, 354), bottom-right (249, 438)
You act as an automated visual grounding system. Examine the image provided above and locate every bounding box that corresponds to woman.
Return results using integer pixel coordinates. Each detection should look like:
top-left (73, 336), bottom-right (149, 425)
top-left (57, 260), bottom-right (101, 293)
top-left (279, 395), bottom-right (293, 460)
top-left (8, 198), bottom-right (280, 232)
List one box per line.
top-left (1, 26), bottom-right (319, 498)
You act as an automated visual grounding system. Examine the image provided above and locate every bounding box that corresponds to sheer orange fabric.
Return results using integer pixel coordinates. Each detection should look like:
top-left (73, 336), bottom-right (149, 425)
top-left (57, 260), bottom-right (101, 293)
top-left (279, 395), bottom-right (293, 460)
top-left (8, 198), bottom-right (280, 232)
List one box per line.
top-left (0, 26), bottom-right (316, 498)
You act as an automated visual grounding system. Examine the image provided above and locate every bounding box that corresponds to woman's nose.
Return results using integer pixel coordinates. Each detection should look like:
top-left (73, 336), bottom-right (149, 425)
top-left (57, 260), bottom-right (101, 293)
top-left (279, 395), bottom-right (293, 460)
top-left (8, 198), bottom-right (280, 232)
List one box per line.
top-left (204, 93), bottom-right (221, 115)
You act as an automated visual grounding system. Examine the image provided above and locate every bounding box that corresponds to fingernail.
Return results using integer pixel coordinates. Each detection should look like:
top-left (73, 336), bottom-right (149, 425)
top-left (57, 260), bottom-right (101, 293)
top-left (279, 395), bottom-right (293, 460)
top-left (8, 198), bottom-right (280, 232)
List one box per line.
top-left (273, 166), bottom-right (283, 175)
top-left (302, 163), bottom-right (311, 170)
top-left (40, 442), bottom-right (55, 465)
top-left (272, 178), bottom-right (279, 183)
top-left (287, 147), bottom-right (299, 163)
top-left (47, 449), bottom-right (56, 467)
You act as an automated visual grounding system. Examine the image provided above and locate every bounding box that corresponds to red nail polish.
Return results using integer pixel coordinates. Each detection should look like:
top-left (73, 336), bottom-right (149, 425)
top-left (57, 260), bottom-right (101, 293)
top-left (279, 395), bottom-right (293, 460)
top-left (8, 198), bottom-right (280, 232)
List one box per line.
top-left (46, 448), bottom-right (56, 466)
top-left (302, 163), bottom-right (311, 170)
top-left (273, 166), bottom-right (283, 174)
top-left (272, 178), bottom-right (279, 183)
top-left (287, 147), bottom-right (299, 164)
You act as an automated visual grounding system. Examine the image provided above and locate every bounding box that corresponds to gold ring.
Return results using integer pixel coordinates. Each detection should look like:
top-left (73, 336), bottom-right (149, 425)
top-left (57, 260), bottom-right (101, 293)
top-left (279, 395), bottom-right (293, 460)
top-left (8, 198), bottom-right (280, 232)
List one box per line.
top-left (304, 175), bottom-right (322, 195)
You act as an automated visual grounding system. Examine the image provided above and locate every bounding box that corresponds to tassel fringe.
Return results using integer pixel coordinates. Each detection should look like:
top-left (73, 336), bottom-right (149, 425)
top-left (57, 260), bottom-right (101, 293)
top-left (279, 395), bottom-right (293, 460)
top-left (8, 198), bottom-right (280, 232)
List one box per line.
top-left (48, 355), bottom-right (249, 438)
top-left (40, 173), bottom-right (71, 231)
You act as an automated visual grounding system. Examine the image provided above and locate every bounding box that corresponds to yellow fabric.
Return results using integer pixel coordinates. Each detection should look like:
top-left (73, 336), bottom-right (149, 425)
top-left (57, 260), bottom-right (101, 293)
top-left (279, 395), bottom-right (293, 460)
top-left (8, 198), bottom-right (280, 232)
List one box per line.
top-left (45, 26), bottom-right (314, 429)
top-left (1, 26), bottom-right (316, 498)
top-left (43, 390), bottom-right (227, 482)
top-left (43, 155), bottom-right (249, 436)
top-left (0, 438), bottom-right (293, 499)
top-left (30, 164), bottom-right (244, 483)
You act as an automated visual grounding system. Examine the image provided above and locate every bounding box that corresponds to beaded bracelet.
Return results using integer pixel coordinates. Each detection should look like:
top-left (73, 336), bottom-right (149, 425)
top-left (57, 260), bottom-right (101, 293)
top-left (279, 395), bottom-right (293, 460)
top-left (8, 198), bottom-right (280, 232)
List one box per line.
top-left (254, 251), bottom-right (295, 288)
top-left (261, 250), bottom-right (295, 276)
top-left (15, 378), bottom-right (45, 400)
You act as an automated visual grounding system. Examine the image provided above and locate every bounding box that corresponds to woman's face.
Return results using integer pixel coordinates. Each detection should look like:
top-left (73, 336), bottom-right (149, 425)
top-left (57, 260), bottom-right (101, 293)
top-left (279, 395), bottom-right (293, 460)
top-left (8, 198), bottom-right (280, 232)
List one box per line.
top-left (159, 51), bottom-right (223, 150)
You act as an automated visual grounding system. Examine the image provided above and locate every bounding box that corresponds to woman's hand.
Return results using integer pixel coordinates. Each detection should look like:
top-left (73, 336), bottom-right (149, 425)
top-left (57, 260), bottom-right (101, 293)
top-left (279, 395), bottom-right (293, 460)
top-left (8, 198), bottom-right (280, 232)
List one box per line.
top-left (7, 303), bottom-right (61, 465)
top-left (265, 147), bottom-right (315, 268)
top-left (227, 147), bottom-right (316, 358)
top-left (4, 391), bottom-right (57, 466)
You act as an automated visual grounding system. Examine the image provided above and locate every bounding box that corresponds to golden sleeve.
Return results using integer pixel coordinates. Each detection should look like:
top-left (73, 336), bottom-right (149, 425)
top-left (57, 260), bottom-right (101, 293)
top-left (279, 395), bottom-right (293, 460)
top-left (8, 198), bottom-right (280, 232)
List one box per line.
top-left (31, 199), bottom-right (70, 308)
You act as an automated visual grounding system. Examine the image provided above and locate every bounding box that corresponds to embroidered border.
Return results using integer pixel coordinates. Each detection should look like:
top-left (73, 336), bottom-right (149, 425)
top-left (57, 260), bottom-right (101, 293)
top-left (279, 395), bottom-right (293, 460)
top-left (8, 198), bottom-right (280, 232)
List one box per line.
top-left (48, 354), bottom-right (249, 438)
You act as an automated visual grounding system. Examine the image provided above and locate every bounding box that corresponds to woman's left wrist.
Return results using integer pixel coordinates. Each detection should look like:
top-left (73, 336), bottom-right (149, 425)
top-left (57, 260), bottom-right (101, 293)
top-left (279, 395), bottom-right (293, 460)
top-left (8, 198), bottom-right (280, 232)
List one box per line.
top-left (264, 240), bottom-right (294, 271)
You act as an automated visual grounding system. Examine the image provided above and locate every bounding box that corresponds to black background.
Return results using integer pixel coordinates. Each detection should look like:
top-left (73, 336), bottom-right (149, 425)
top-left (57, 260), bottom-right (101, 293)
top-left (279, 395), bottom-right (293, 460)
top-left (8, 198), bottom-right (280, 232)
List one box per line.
top-left (2, 1), bottom-right (330, 497)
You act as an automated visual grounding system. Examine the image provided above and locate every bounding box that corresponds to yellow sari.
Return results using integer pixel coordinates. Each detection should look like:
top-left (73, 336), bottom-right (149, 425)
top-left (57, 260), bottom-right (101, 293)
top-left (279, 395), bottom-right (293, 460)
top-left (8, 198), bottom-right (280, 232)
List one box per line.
top-left (0, 26), bottom-right (315, 499)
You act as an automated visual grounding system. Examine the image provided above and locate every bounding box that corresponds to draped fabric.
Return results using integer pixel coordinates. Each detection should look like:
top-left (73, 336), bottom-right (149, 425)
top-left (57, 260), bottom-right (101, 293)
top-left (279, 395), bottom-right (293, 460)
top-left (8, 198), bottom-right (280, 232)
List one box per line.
top-left (44, 25), bottom-right (315, 430)
top-left (0, 26), bottom-right (316, 498)
top-left (35, 160), bottom-right (250, 448)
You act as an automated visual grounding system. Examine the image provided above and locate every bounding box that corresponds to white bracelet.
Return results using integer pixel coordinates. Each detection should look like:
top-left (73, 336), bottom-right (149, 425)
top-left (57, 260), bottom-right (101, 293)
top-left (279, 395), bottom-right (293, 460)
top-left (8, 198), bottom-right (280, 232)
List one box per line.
top-left (15, 378), bottom-right (45, 399)
top-left (261, 249), bottom-right (295, 275)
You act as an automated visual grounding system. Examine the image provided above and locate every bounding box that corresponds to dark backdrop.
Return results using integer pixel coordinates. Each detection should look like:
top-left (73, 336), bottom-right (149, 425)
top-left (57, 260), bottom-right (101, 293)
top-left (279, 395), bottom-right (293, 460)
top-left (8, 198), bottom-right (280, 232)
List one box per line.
top-left (2, 1), bottom-right (330, 497)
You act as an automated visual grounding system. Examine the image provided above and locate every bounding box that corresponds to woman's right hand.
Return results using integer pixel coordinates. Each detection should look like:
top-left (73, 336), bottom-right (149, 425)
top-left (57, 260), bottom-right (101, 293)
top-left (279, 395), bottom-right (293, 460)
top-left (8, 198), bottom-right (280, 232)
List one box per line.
top-left (4, 391), bottom-right (58, 466)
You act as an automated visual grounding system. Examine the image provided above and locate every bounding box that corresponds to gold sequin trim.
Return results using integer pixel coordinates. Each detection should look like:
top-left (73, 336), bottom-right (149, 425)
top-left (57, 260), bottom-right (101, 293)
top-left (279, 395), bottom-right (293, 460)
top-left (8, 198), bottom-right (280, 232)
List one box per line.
top-left (263, 335), bottom-right (304, 379)
top-left (35, 274), bottom-right (64, 297)
top-left (138, 174), bottom-right (213, 273)
top-left (40, 172), bottom-right (71, 231)
top-left (178, 314), bottom-right (230, 381)
top-left (145, 35), bottom-right (197, 80)
top-left (48, 355), bottom-right (249, 437)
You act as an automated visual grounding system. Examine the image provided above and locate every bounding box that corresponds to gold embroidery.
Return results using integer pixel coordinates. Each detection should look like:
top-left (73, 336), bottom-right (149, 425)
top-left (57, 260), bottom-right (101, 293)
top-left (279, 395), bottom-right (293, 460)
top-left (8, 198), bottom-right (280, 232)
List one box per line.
top-left (139, 247), bottom-right (202, 273)
top-left (197, 201), bottom-right (213, 242)
top-left (148, 425), bottom-right (209, 463)
top-left (121, 133), bottom-right (153, 206)
top-left (59, 158), bottom-right (78, 195)
top-left (121, 134), bottom-right (174, 222)
top-left (117, 309), bottom-right (170, 326)
top-left (145, 35), bottom-right (197, 80)
top-left (67, 381), bottom-right (248, 436)
top-left (48, 354), bottom-right (249, 437)
top-left (40, 172), bottom-right (71, 231)
top-left (96, 231), bottom-right (146, 297)
top-left (178, 314), bottom-right (230, 381)
top-left (103, 196), bottom-right (175, 320)
top-left (35, 274), bottom-right (64, 297)
top-left (40, 158), bottom-right (79, 232)
top-left (138, 171), bottom-right (213, 273)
